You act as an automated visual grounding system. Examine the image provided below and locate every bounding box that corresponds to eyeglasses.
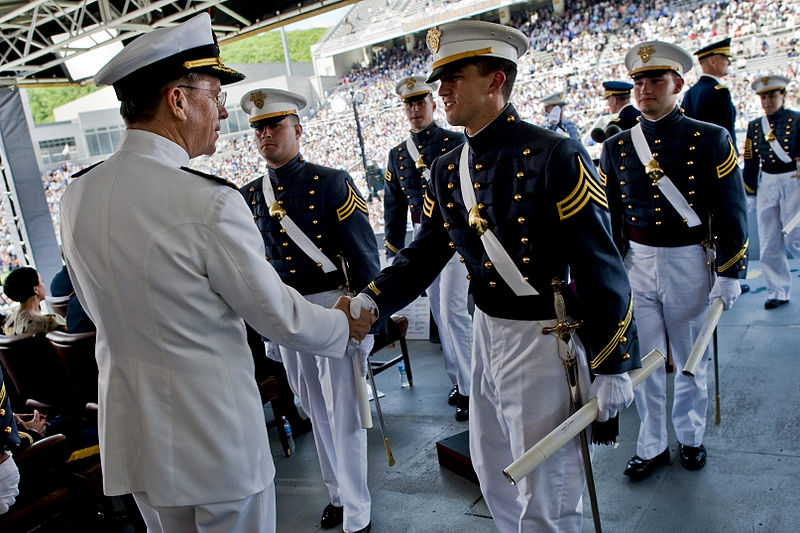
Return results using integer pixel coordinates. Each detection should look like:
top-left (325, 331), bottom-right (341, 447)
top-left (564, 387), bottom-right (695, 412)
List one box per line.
top-left (177, 85), bottom-right (227, 107)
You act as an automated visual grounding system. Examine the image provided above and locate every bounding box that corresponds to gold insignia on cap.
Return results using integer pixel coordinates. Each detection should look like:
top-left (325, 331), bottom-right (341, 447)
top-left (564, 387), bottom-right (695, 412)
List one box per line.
top-left (426, 26), bottom-right (442, 53)
top-left (405, 78), bottom-right (416, 90)
top-left (638, 45), bottom-right (655, 63)
top-left (761, 76), bottom-right (770, 86)
top-left (250, 91), bottom-right (265, 109)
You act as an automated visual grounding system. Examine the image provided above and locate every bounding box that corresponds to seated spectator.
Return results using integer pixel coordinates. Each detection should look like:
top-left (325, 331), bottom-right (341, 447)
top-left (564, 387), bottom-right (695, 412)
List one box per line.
top-left (1, 366), bottom-right (23, 514)
top-left (50, 264), bottom-right (95, 334)
top-left (2, 267), bottom-right (66, 336)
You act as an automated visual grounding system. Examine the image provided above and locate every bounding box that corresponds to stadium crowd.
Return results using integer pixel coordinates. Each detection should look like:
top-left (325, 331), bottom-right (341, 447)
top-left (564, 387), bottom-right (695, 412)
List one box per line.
top-left (1, 0), bottom-right (799, 278)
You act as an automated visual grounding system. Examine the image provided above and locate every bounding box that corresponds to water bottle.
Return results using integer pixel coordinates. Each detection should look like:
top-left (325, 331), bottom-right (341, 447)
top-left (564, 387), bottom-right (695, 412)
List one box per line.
top-left (398, 361), bottom-right (410, 388)
top-left (282, 416), bottom-right (296, 457)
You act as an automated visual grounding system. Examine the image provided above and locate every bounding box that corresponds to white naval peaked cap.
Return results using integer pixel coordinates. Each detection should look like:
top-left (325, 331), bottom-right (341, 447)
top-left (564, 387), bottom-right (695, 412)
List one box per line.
top-left (625, 41), bottom-right (693, 78)
top-left (540, 91), bottom-right (567, 105)
top-left (425, 20), bottom-right (528, 83)
top-left (94, 13), bottom-right (244, 101)
top-left (240, 88), bottom-right (307, 125)
top-left (395, 76), bottom-right (435, 101)
top-left (751, 75), bottom-right (790, 94)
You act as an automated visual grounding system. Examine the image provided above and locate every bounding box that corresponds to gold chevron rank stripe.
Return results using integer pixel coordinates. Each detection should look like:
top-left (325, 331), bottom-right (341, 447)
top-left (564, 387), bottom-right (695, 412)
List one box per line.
top-left (336, 182), bottom-right (368, 221)
top-left (716, 140), bottom-right (739, 179)
top-left (597, 166), bottom-right (608, 187)
top-left (367, 281), bottom-right (381, 296)
top-left (557, 156), bottom-right (609, 220)
top-left (384, 169), bottom-right (392, 182)
top-left (744, 138), bottom-right (753, 160)
top-left (590, 295), bottom-right (633, 370)
top-left (717, 239), bottom-right (748, 273)
top-left (422, 191), bottom-right (435, 218)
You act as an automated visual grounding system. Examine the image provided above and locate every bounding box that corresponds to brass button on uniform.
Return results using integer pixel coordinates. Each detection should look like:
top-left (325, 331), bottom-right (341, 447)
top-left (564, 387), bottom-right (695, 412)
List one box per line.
top-left (448, 164), bottom-right (455, 171)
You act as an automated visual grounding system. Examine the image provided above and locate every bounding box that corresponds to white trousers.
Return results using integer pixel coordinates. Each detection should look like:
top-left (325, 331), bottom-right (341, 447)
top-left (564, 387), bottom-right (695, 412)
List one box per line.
top-left (132, 484), bottom-right (275, 533)
top-left (277, 290), bottom-right (371, 533)
top-left (470, 309), bottom-right (588, 533)
top-left (757, 172), bottom-right (800, 300)
top-left (625, 242), bottom-right (712, 459)
top-left (426, 253), bottom-right (474, 395)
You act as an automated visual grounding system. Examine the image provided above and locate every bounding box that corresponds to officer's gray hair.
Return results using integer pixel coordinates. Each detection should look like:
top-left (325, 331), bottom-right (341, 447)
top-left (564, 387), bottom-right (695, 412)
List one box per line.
top-left (120, 72), bottom-right (203, 124)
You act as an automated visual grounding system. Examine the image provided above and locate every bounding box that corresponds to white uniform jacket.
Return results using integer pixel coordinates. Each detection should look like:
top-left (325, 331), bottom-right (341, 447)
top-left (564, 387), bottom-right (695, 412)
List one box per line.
top-left (59, 129), bottom-right (349, 506)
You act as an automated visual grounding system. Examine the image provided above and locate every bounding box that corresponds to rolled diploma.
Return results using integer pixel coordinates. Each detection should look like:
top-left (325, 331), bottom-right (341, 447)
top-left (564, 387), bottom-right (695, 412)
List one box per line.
top-left (783, 208), bottom-right (800, 236)
top-left (503, 349), bottom-right (665, 485)
top-left (352, 351), bottom-right (373, 429)
top-left (682, 298), bottom-right (724, 377)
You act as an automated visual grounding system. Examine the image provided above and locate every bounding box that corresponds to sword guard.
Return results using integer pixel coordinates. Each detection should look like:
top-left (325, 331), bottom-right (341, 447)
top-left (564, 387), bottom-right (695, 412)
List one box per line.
top-left (415, 156), bottom-right (428, 172)
top-left (541, 319), bottom-right (582, 340)
top-left (645, 159), bottom-right (664, 185)
top-left (468, 205), bottom-right (489, 236)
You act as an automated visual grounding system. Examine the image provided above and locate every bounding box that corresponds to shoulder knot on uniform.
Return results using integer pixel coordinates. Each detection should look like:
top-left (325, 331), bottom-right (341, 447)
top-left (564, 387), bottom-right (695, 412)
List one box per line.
top-left (180, 166), bottom-right (238, 190)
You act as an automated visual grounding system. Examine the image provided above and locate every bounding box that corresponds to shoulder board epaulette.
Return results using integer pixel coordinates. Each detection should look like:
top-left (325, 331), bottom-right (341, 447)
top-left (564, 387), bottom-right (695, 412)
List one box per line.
top-left (71, 161), bottom-right (103, 179)
top-left (180, 166), bottom-right (238, 190)
top-left (714, 84), bottom-right (728, 91)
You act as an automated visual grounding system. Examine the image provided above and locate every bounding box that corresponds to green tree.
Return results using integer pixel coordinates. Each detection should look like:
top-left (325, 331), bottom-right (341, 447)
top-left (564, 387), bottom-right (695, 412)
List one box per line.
top-left (220, 28), bottom-right (326, 63)
top-left (27, 85), bottom-right (101, 124)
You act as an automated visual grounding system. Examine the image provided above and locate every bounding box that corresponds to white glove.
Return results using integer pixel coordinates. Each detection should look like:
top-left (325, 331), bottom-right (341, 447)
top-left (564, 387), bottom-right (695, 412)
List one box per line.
top-left (347, 335), bottom-right (374, 376)
top-left (349, 293), bottom-right (378, 320)
top-left (709, 276), bottom-right (741, 310)
top-left (0, 452), bottom-right (20, 515)
top-left (547, 105), bottom-right (562, 125)
top-left (590, 373), bottom-right (634, 422)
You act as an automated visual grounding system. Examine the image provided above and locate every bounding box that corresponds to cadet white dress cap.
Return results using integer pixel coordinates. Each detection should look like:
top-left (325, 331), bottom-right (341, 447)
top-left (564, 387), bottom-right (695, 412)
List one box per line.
top-left (240, 88), bottom-right (308, 125)
top-left (425, 20), bottom-right (528, 83)
top-left (625, 41), bottom-right (693, 79)
top-left (94, 12), bottom-right (244, 100)
top-left (395, 76), bottom-right (435, 100)
top-left (751, 75), bottom-right (790, 94)
top-left (540, 91), bottom-right (567, 105)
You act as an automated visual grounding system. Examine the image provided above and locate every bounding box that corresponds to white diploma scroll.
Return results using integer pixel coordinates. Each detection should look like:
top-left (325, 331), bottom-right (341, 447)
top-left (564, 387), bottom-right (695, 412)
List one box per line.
top-left (352, 354), bottom-right (373, 429)
top-left (783, 209), bottom-right (800, 237)
top-left (503, 349), bottom-right (666, 485)
top-left (682, 298), bottom-right (724, 377)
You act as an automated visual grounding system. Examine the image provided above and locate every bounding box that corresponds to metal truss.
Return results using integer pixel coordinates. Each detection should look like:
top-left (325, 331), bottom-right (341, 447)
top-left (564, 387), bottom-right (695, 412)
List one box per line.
top-left (0, 0), bottom-right (357, 86)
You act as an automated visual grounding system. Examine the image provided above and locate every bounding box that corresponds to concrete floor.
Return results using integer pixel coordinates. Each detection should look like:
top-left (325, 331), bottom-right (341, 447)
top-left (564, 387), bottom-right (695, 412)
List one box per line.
top-left (269, 259), bottom-right (800, 533)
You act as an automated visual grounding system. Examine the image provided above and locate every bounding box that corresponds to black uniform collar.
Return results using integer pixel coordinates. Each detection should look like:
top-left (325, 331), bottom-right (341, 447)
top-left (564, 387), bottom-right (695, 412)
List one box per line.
top-left (466, 103), bottom-right (518, 155)
top-left (410, 121), bottom-right (438, 142)
top-left (268, 152), bottom-right (305, 182)
top-left (766, 106), bottom-right (787, 122)
top-left (639, 105), bottom-right (683, 136)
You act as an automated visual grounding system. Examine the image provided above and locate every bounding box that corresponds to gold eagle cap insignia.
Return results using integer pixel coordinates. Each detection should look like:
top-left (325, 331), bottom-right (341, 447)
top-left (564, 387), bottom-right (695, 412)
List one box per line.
top-left (637, 45), bottom-right (655, 63)
top-left (250, 91), bottom-right (265, 109)
top-left (426, 26), bottom-right (442, 54)
top-left (405, 78), bottom-right (416, 91)
top-left (761, 76), bottom-right (770, 87)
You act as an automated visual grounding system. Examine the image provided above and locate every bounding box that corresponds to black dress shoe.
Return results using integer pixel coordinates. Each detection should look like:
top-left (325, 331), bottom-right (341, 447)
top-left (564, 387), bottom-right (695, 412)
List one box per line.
top-left (623, 448), bottom-right (670, 481)
top-left (320, 503), bottom-right (343, 529)
top-left (455, 394), bottom-right (469, 421)
top-left (764, 298), bottom-right (789, 309)
top-left (448, 384), bottom-right (459, 405)
top-left (353, 522), bottom-right (371, 533)
top-left (679, 443), bottom-right (707, 470)
top-left (740, 283), bottom-right (750, 293)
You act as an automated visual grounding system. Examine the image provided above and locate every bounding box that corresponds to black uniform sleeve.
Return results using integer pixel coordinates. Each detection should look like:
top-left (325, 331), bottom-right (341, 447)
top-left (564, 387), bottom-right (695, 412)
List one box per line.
top-left (329, 171), bottom-right (381, 293)
top-left (742, 121), bottom-right (759, 195)
top-left (546, 139), bottom-right (640, 375)
top-left (363, 157), bottom-right (455, 319)
top-left (382, 150), bottom-right (407, 258)
top-left (710, 132), bottom-right (749, 278)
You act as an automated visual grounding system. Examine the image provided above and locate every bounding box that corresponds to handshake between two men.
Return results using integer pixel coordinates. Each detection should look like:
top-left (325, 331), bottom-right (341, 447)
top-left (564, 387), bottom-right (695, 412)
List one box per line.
top-left (333, 294), bottom-right (378, 343)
